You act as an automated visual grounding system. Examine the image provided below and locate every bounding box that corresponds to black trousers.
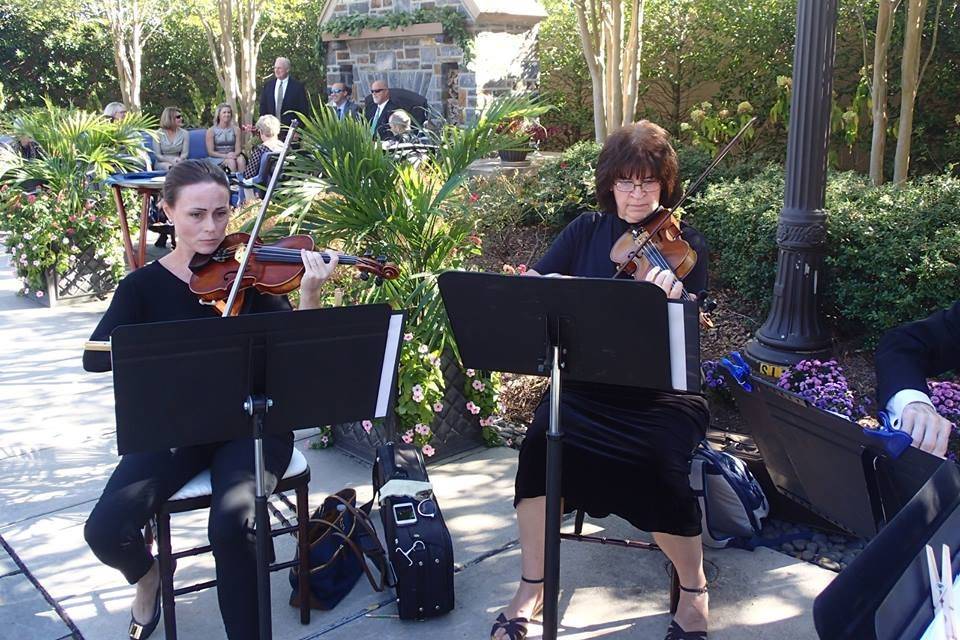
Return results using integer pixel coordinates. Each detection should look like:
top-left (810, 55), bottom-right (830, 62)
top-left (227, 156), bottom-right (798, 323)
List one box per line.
top-left (84, 433), bottom-right (294, 640)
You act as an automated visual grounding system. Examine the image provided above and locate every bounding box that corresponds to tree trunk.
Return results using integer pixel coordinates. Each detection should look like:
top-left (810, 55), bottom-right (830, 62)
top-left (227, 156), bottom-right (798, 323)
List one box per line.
top-left (574, 0), bottom-right (607, 141)
top-left (893, 0), bottom-right (929, 184)
top-left (869, 0), bottom-right (896, 185)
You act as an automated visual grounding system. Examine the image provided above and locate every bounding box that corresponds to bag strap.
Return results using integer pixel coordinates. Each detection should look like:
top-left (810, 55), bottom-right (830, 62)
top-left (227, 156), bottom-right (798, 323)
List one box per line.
top-left (323, 492), bottom-right (396, 590)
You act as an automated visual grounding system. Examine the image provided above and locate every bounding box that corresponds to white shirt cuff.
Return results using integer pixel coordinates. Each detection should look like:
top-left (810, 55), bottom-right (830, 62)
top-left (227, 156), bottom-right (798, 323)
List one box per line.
top-left (886, 389), bottom-right (934, 427)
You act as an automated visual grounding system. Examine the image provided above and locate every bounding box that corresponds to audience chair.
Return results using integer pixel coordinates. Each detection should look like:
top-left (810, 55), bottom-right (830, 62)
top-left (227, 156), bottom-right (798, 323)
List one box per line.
top-left (154, 447), bottom-right (312, 640)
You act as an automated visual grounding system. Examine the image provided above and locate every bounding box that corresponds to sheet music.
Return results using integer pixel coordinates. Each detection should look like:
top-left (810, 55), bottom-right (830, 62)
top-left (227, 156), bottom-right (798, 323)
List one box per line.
top-left (667, 302), bottom-right (688, 391)
top-left (375, 313), bottom-right (404, 417)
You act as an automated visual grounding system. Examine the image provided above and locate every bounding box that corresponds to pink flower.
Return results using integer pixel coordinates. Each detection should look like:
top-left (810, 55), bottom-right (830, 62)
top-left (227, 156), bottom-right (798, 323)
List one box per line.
top-left (422, 444), bottom-right (436, 457)
top-left (465, 368), bottom-right (476, 377)
top-left (472, 380), bottom-right (485, 391)
top-left (466, 401), bottom-right (480, 415)
top-left (418, 344), bottom-right (429, 355)
top-left (36, 290), bottom-right (44, 298)
top-left (403, 332), bottom-right (414, 342)
top-left (68, 215), bottom-right (77, 222)
top-left (517, 264), bottom-right (528, 274)
top-left (320, 435), bottom-right (329, 444)
top-left (413, 391), bottom-right (424, 402)
top-left (84, 200), bottom-right (95, 211)
top-left (66, 228), bottom-right (75, 235)
top-left (26, 194), bottom-right (36, 204)
top-left (502, 264), bottom-right (516, 275)
top-left (469, 192), bottom-right (479, 203)
top-left (433, 402), bottom-right (443, 413)
top-left (87, 213), bottom-right (96, 222)
top-left (402, 432), bottom-right (413, 444)
top-left (415, 423), bottom-right (430, 435)
top-left (412, 384), bottom-right (423, 394)
top-left (362, 420), bottom-right (373, 433)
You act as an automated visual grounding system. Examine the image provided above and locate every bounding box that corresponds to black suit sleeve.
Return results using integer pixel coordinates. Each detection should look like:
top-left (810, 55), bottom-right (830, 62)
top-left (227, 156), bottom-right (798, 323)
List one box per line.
top-left (260, 79), bottom-right (273, 117)
top-left (875, 301), bottom-right (960, 409)
top-left (290, 79), bottom-right (309, 117)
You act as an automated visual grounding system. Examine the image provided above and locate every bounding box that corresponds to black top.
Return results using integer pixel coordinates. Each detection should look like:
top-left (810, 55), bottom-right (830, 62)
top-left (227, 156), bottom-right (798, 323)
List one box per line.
top-left (84, 261), bottom-right (291, 372)
top-left (533, 210), bottom-right (708, 295)
top-left (876, 300), bottom-right (960, 408)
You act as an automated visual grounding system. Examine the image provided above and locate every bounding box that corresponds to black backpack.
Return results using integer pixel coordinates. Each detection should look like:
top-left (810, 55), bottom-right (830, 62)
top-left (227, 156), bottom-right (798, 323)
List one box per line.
top-left (372, 442), bottom-right (455, 619)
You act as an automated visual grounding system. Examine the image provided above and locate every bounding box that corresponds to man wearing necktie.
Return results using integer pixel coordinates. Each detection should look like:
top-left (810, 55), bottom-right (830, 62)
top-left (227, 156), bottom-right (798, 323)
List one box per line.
top-left (259, 57), bottom-right (309, 129)
top-left (329, 83), bottom-right (360, 121)
top-left (364, 80), bottom-right (398, 141)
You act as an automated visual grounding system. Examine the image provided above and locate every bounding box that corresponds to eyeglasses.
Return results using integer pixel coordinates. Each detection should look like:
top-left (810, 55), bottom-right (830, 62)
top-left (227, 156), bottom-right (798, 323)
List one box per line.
top-left (614, 178), bottom-right (661, 193)
top-left (329, 88), bottom-right (345, 94)
top-left (175, 114), bottom-right (183, 120)
top-left (371, 88), bottom-right (386, 94)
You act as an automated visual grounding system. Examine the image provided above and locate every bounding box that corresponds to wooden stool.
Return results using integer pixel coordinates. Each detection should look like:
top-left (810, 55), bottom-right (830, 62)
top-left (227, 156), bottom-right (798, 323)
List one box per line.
top-left (154, 448), bottom-right (311, 640)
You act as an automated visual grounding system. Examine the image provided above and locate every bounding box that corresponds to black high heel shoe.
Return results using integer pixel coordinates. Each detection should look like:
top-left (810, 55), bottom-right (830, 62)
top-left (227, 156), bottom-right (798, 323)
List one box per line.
top-left (489, 576), bottom-right (544, 640)
top-left (665, 576), bottom-right (708, 640)
top-left (127, 581), bottom-right (161, 640)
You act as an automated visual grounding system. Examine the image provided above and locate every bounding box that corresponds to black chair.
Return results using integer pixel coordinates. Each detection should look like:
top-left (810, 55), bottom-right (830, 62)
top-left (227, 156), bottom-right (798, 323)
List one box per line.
top-left (242, 152), bottom-right (280, 199)
top-left (154, 448), bottom-right (312, 640)
top-left (363, 88), bottom-right (430, 127)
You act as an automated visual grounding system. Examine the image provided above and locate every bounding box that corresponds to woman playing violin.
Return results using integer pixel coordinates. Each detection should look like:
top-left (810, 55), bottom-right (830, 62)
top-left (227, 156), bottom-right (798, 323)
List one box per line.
top-left (491, 121), bottom-right (711, 640)
top-left (82, 160), bottom-right (338, 640)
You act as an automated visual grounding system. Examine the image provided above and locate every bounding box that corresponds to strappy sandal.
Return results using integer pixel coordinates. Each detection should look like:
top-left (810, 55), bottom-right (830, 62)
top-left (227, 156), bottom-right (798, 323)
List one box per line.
top-left (490, 576), bottom-right (544, 639)
top-left (664, 582), bottom-right (709, 640)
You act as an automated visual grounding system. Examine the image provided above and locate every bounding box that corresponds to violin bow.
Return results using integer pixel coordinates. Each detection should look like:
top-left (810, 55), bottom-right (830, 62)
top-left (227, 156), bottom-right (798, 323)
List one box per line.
top-left (221, 119), bottom-right (300, 317)
top-left (611, 116), bottom-right (758, 280)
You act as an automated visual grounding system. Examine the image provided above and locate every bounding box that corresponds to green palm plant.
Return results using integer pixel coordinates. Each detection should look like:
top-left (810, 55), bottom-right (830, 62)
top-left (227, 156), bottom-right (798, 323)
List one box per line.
top-left (0, 99), bottom-right (155, 210)
top-left (271, 95), bottom-right (551, 351)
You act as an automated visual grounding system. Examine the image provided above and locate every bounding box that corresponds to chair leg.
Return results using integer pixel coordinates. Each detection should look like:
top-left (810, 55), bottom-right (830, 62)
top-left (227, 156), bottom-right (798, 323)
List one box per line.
top-left (574, 509), bottom-right (585, 535)
top-left (296, 484), bottom-right (311, 625)
top-left (156, 509), bottom-right (178, 640)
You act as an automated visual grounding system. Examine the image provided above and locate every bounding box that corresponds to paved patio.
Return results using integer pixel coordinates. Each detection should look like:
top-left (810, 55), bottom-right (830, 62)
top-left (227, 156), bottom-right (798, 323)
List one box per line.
top-left (0, 246), bottom-right (835, 639)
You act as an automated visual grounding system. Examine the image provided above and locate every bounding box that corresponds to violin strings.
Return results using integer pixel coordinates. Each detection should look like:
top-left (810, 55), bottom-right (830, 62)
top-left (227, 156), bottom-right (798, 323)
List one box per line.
top-left (250, 247), bottom-right (364, 265)
top-left (640, 242), bottom-right (693, 302)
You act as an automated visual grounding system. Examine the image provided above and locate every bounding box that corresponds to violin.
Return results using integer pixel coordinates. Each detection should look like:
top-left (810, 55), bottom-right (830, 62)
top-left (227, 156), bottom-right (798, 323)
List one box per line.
top-left (609, 207), bottom-right (698, 301)
top-left (188, 232), bottom-right (399, 314)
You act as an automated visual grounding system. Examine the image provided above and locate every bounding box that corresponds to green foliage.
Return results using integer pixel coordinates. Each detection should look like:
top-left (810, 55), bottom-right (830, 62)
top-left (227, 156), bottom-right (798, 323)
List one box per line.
top-left (536, 0), bottom-right (593, 146)
top-left (686, 168), bottom-right (960, 343)
top-left (323, 7), bottom-right (473, 64)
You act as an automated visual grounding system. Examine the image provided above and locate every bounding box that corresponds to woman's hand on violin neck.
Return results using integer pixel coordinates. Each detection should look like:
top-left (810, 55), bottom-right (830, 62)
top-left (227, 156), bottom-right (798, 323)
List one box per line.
top-left (641, 266), bottom-right (683, 299)
top-left (298, 249), bottom-right (339, 310)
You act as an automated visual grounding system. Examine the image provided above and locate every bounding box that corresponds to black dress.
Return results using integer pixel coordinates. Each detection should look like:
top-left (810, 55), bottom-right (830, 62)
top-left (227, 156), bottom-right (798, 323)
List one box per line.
top-left (514, 211), bottom-right (710, 537)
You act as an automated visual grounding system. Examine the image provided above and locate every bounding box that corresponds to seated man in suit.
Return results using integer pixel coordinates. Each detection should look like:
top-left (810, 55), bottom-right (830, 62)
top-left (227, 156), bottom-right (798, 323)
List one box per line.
top-left (329, 82), bottom-right (360, 121)
top-left (364, 80), bottom-right (397, 141)
top-left (259, 57), bottom-right (309, 129)
top-left (875, 301), bottom-right (959, 457)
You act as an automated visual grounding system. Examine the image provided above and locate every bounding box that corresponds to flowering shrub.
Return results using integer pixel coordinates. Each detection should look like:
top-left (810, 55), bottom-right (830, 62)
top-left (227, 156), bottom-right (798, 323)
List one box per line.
top-left (309, 425), bottom-right (335, 449)
top-left (463, 368), bottom-right (503, 446)
top-left (394, 332), bottom-right (445, 457)
top-left (929, 381), bottom-right (960, 425)
top-left (777, 359), bottom-right (867, 420)
top-left (0, 187), bottom-right (125, 296)
top-left (701, 359), bottom-right (734, 404)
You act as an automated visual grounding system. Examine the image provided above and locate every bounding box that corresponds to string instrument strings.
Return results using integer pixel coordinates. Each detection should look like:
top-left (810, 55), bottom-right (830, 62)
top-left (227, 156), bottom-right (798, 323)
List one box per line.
top-left (611, 116), bottom-right (758, 284)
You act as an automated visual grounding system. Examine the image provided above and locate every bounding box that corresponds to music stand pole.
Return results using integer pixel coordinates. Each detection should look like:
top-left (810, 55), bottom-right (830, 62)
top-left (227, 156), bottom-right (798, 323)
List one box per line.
top-left (543, 342), bottom-right (563, 640)
top-left (244, 394), bottom-right (274, 640)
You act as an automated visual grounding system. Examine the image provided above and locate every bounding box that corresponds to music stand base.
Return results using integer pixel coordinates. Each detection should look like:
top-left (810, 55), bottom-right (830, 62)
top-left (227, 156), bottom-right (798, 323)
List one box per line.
top-left (246, 395), bottom-right (273, 640)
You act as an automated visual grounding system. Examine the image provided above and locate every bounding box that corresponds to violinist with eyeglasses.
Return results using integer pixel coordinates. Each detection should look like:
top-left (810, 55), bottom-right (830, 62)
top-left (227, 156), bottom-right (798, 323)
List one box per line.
top-left (491, 120), bottom-right (711, 640)
top-left (81, 159), bottom-right (339, 640)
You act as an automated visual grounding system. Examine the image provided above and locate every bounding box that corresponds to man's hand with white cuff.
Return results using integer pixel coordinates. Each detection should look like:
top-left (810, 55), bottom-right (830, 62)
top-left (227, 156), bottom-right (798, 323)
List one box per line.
top-left (887, 389), bottom-right (951, 457)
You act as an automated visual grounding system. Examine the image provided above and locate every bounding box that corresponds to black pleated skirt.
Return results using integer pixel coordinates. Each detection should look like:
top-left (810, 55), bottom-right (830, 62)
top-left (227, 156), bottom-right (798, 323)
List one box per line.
top-left (514, 381), bottom-right (709, 537)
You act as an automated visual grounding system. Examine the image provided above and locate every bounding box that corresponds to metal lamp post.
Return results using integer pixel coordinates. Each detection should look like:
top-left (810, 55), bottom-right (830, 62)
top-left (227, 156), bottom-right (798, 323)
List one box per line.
top-left (745, 0), bottom-right (839, 376)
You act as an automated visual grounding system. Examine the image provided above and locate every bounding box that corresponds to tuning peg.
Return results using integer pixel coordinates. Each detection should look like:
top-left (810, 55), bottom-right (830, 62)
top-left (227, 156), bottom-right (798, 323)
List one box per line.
top-left (378, 255), bottom-right (387, 265)
top-left (359, 272), bottom-right (370, 281)
top-left (363, 249), bottom-right (373, 258)
top-left (375, 276), bottom-right (383, 286)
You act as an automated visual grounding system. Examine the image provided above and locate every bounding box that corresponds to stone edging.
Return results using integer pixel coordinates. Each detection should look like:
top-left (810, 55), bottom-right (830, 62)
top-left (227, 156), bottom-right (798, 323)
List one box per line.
top-left (321, 22), bottom-right (444, 43)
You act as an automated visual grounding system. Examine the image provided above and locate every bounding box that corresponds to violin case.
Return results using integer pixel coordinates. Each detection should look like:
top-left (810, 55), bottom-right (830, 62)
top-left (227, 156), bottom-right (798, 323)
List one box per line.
top-left (371, 442), bottom-right (455, 619)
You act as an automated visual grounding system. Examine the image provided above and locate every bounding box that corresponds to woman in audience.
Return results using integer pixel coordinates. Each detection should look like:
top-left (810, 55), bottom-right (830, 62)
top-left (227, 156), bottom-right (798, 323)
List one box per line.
top-left (103, 102), bottom-right (128, 122)
top-left (387, 110), bottom-right (419, 145)
top-left (205, 103), bottom-right (245, 174)
top-left (242, 115), bottom-right (284, 180)
top-left (152, 107), bottom-right (189, 171)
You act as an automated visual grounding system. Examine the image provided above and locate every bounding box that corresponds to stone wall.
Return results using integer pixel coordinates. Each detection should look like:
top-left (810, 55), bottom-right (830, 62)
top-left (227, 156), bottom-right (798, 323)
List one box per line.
top-left (323, 2), bottom-right (539, 124)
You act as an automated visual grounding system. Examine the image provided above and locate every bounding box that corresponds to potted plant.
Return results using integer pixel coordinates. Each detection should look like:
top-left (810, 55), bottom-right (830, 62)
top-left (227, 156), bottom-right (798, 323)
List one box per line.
top-left (269, 96), bottom-right (548, 462)
top-left (0, 102), bottom-right (154, 304)
top-left (496, 118), bottom-right (548, 164)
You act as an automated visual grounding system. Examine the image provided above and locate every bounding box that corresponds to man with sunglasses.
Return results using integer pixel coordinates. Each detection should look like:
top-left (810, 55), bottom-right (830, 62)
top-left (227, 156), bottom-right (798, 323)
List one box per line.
top-left (364, 79), bottom-right (398, 141)
top-left (329, 82), bottom-right (360, 121)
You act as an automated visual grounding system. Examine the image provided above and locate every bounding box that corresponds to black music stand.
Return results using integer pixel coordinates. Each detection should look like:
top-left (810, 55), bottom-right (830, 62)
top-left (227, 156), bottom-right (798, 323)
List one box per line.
top-left (438, 271), bottom-right (699, 640)
top-left (814, 460), bottom-right (960, 640)
top-left (724, 369), bottom-right (940, 538)
top-left (110, 304), bottom-right (404, 640)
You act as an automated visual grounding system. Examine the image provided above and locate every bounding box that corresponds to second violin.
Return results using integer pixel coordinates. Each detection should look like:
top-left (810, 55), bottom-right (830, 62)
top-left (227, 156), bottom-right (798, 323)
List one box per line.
top-left (189, 232), bottom-right (399, 306)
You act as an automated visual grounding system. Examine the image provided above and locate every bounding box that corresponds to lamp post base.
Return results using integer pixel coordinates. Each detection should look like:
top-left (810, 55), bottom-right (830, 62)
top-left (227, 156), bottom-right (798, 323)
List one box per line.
top-left (744, 337), bottom-right (832, 379)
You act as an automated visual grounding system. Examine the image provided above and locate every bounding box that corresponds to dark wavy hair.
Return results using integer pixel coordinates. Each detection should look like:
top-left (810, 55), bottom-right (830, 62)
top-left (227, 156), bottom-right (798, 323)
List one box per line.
top-left (162, 159), bottom-right (229, 207)
top-left (595, 120), bottom-right (680, 213)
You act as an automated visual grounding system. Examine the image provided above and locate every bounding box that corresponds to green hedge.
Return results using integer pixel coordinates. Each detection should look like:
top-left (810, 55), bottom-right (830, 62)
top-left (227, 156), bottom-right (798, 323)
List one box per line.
top-left (686, 169), bottom-right (960, 342)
